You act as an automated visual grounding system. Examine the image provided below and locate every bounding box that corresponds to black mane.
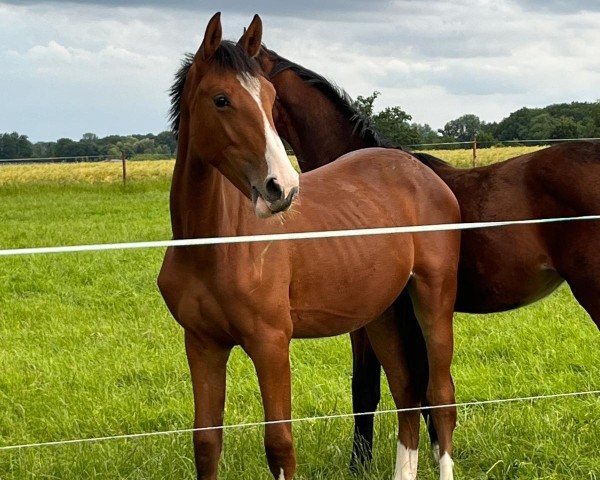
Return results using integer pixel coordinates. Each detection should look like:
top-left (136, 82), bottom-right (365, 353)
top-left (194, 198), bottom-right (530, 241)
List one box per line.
top-left (264, 47), bottom-right (449, 168)
top-left (169, 52), bottom-right (194, 136)
top-left (169, 41), bottom-right (261, 137)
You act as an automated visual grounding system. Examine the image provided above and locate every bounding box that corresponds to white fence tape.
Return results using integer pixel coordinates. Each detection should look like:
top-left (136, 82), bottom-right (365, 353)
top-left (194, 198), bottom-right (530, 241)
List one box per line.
top-left (2, 215), bottom-right (600, 257)
top-left (0, 389), bottom-right (598, 451)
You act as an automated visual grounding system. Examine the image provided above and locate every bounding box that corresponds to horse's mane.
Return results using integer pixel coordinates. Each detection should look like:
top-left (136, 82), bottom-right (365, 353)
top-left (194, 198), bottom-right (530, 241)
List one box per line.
top-left (264, 47), bottom-right (449, 169)
top-left (265, 47), bottom-right (392, 149)
top-left (169, 53), bottom-right (194, 136)
top-left (169, 41), bottom-right (261, 137)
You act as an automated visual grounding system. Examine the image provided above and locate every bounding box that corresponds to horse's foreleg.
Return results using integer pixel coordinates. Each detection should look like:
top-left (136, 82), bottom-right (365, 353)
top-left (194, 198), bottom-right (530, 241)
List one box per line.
top-left (245, 330), bottom-right (295, 480)
top-left (349, 328), bottom-right (381, 472)
top-left (365, 308), bottom-right (422, 480)
top-left (184, 330), bottom-right (232, 480)
top-left (409, 274), bottom-right (457, 480)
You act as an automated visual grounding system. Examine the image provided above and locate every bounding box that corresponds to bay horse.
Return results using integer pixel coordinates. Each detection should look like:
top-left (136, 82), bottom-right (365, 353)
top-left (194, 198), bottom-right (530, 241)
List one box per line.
top-left (158, 13), bottom-right (461, 480)
top-left (256, 44), bottom-right (600, 469)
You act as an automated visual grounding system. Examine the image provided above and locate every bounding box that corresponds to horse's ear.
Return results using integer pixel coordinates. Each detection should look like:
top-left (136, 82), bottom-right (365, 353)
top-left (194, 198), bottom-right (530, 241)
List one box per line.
top-left (200, 12), bottom-right (222, 61)
top-left (238, 14), bottom-right (263, 58)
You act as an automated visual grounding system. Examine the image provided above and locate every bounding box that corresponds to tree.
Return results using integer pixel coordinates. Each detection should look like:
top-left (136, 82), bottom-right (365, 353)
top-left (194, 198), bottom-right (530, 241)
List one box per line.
top-left (133, 138), bottom-right (156, 154)
top-left (81, 133), bottom-right (98, 142)
top-left (412, 123), bottom-right (442, 145)
top-left (55, 138), bottom-right (88, 157)
top-left (550, 116), bottom-right (579, 139)
top-left (354, 91), bottom-right (380, 118)
top-left (527, 113), bottom-right (556, 140)
top-left (440, 114), bottom-right (483, 142)
top-left (372, 106), bottom-right (420, 146)
top-left (353, 91), bottom-right (420, 145)
top-left (0, 132), bottom-right (33, 159)
top-left (156, 130), bottom-right (177, 155)
top-left (475, 131), bottom-right (497, 147)
top-left (31, 141), bottom-right (56, 158)
top-left (494, 107), bottom-right (536, 141)
top-left (109, 137), bottom-right (137, 159)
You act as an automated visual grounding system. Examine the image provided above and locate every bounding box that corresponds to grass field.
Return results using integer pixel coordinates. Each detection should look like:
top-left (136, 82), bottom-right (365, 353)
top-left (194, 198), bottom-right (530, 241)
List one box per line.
top-left (417, 145), bottom-right (544, 168)
top-left (0, 152), bottom-right (599, 479)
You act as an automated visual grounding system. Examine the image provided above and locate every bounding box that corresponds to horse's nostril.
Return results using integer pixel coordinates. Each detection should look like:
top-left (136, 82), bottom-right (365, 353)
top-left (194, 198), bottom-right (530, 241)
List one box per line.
top-left (265, 177), bottom-right (283, 200)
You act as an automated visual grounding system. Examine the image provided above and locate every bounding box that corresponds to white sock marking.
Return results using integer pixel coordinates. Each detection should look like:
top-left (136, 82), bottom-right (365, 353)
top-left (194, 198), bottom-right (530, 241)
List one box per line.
top-left (393, 442), bottom-right (418, 480)
top-left (439, 452), bottom-right (454, 480)
top-left (432, 441), bottom-right (440, 464)
top-left (278, 467), bottom-right (285, 480)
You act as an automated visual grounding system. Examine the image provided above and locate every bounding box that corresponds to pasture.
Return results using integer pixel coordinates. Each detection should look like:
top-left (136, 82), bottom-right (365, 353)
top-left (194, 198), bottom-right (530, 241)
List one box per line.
top-left (0, 149), bottom-right (598, 479)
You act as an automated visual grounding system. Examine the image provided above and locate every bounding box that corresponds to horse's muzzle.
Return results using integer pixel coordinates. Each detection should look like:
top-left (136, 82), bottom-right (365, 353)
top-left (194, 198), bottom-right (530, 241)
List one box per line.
top-left (252, 185), bottom-right (299, 218)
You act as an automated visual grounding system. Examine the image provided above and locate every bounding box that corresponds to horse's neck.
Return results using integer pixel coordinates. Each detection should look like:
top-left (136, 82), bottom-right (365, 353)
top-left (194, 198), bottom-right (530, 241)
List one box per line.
top-left (169, 154), bottom-right (244, 240)
top-left (274, 77), bottom-right (367, 172)
top-left (274, 74), bottom-right (463, 183)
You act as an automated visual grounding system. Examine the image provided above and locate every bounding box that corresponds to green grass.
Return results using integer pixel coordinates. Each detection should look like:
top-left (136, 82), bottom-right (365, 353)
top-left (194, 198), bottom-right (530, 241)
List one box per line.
top-left (0, 160), bottom-right (599, 479)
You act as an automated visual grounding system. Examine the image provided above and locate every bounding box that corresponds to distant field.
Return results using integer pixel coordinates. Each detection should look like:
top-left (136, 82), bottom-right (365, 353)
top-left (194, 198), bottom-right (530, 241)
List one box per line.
top-left (417, 145), bottom-right (545, 168)
top-left (0, 159), bottom-right (175, 185)
top-left (0, 153), bottom-right (598, 479)
top-left (0, 144), bottom-right (545, 185)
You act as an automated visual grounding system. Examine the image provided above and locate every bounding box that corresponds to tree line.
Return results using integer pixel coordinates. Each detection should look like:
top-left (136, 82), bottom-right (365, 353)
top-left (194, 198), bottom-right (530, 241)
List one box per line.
top-left (2, 98), bottom-right (600, 160)
top-left (354, 93), bottom-right (600, 148)
top-left (0, 131), bottom-right (177, 160)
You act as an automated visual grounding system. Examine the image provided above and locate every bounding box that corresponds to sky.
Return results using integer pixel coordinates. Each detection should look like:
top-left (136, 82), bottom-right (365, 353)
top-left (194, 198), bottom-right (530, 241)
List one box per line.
top-left (1, 1), bottom-right (600, 142)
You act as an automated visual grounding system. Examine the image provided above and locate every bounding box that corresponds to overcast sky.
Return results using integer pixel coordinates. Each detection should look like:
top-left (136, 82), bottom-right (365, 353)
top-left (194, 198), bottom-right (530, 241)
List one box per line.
top-left (1, 1), bottom-right (600, 142)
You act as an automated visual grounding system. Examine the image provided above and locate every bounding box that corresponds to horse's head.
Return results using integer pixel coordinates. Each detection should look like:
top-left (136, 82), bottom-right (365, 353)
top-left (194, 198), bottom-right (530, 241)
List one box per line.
top-left (176, 13), bottom-right (299, 219)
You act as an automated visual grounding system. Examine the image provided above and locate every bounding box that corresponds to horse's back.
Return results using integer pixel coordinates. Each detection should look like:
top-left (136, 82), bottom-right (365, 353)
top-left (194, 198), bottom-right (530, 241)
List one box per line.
top-left (304, 147), bottom-right (459, 220)
top-left (526, 142), bottom-right (600, 214)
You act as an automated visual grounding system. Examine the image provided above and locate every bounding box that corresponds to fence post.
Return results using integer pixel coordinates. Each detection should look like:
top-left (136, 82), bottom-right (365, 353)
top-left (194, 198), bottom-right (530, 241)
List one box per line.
top-left (472, 135), bottom-right (477, 167)
top-left (121, 151), bottom-right (127, 184)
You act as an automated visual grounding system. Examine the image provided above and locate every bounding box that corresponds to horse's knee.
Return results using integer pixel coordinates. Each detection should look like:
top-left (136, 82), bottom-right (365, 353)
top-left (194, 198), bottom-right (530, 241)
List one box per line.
top-left (192, 431), bottom-right (221, 478)
top-left (264, 426), bottom-right (295, 478)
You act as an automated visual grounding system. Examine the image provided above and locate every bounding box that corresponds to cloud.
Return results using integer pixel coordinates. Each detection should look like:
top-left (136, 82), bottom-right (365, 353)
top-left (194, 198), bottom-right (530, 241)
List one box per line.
top-left (0, 0), bottom-right (394, 19)
top-left (1, 1), bottom-right (599, 142)
top-left (514, 0), bottom-right (600, 13)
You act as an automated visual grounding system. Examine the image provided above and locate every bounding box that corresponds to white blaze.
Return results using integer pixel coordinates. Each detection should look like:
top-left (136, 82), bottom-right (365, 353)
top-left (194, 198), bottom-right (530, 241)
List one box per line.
top-left (393, 442), bottom-right (418, 480)
top-left (236, 73), bottom-right (299, 195)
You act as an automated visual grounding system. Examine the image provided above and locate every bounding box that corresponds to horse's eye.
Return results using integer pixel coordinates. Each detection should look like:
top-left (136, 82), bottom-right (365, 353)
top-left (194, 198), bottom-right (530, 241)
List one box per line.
top-left (213, 95), bottom-right (230, 108)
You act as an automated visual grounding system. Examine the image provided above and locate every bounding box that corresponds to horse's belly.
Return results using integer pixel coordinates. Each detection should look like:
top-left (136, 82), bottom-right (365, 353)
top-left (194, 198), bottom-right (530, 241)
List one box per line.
top-left (290, 308), bottom-right (375, 338)
top-left (455, 264), bottom-right (564, 313)
top-left (290, 262), bottom-right (412, 335)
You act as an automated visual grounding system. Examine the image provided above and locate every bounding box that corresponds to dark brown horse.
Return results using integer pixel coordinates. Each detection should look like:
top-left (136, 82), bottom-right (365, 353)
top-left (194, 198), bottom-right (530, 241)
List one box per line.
top-left (158, 13), bottom-right (461, 480)
top-left (257, 45), bottom-right (600, 470)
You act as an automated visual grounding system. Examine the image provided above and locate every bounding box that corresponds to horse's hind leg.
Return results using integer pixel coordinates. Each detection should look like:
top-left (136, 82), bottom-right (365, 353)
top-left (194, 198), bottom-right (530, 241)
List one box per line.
top-left (349, 327), bottom-right (382, 472)
top-left (397, 300), bottom-right (442, 464)
top-left (408, 271), bottom-right (457, 480)
top-left (556, 231), bottom-right (600, 331)
top-left (184, 330), bottom-right (232, 480)
top-left (567, 278), bottom-right (600, 330)
top-left (365, 306), bottom-right (422, 480)
top-left (350, 295), bottom-right (441, 473)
